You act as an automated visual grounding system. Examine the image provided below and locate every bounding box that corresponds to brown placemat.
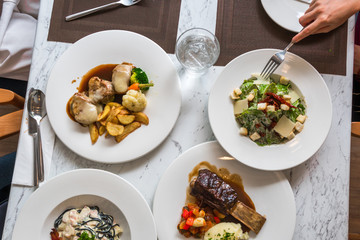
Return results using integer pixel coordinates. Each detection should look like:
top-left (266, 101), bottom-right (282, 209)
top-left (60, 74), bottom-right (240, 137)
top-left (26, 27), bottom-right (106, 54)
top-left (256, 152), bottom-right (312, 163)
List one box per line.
top-left (48, 0), bottom-right (181, 53)
top-left (215, 0), bottom-right (347, 75)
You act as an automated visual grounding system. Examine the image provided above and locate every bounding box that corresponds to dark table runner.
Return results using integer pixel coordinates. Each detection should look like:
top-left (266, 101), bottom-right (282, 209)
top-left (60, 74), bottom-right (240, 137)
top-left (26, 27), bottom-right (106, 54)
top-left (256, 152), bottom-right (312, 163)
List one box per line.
top-left (215, 0), bottom-right (347, 75)
top-left (48, 0), bottom-right (181, 53)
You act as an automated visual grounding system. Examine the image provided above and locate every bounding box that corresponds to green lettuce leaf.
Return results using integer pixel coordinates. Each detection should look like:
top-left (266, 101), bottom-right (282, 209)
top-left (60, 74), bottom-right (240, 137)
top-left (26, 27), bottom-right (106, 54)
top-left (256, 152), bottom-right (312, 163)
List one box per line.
top-left (267, 109), bottom-right (283, 122)
top-left (236, 109), bottom-right (265, 130)
top-left (240, 80), bottom-right (257, 99)
top-left (276, 83), bottom-right (290, 95)
top-left (248, 89), bottom-right (259, 108)
top-left (261, 83), bottom-right (277, 98)
top-left (258, 84), bottom-right (268, 96)
top-left (282, 99), bottom-right (306, 122)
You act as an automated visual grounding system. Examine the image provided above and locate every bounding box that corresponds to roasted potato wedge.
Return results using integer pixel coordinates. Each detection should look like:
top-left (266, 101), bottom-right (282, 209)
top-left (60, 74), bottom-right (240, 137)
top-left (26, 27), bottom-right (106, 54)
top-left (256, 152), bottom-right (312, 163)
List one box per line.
top-left (106, 102), bottom-right (122, 108)
top-left (98, 125), bottom-right (106, 136)
top-left (117, 114), bottom-right (135, 125)
top-left (89, 123), bottom-right (99, 144)
top-left (85, 98), bottom-right (149, 144)
top-left (115, 122), bottom-right (141, 142)
top-left (134, 112), bottom-right (149, 125)
top-left (119, 109), bottom-right (130, 115)
top-left (105, 106), bottom-right (123, 124)
top-left (111, 117), bottom-right (120, 124)
top-left (97, 105), bottom-right (111, 121)
top-left (106, 122), bottom-right (124, 136)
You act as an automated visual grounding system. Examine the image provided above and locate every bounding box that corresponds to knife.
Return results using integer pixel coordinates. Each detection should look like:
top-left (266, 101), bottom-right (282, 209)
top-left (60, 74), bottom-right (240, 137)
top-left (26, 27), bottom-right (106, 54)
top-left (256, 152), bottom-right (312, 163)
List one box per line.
top-left (27, 88), bottom-right (42, 187)
top-left (296, 0), bottom-right (311, 4)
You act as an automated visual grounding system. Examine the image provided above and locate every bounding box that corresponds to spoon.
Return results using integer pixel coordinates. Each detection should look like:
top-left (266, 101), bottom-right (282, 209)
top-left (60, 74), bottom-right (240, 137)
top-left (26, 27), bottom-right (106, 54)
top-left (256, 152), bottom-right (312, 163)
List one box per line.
top-left (27, 89), bottom-right (46, 186)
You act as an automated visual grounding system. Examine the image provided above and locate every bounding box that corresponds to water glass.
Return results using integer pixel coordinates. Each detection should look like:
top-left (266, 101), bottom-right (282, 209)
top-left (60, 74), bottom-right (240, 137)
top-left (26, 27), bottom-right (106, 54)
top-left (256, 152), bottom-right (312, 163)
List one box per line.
top-left (175, 28), bottom-right (220, 73)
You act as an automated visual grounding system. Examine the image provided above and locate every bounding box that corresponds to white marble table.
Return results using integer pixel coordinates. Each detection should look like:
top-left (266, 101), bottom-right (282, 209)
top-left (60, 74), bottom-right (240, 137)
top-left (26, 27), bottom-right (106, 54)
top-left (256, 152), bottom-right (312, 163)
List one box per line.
top-left (2, 0), bottom-right (355, 239)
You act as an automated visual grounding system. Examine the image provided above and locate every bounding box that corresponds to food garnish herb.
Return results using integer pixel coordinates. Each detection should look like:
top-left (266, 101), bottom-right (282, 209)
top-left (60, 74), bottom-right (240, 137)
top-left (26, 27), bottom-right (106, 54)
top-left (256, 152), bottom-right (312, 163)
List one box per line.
top-left (78, 231), bottom-right (95, 240)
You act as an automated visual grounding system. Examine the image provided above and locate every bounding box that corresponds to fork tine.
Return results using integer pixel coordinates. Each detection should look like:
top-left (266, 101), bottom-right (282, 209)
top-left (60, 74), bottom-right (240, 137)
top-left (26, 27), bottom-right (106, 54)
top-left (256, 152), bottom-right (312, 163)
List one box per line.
top-left (261, 60), bottom-right (276, 79)
top-left (263, 64), bottom-right (275, 79)
top-left (264, 62), bottom-right (279, 79)
top-left (260, 60), bottom-right (273, 77)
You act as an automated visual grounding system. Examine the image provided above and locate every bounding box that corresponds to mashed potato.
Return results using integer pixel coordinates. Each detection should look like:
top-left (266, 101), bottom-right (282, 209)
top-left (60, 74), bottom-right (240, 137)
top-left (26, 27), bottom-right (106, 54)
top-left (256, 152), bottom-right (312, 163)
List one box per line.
top-left (203, 222), bottom-right (249, 240)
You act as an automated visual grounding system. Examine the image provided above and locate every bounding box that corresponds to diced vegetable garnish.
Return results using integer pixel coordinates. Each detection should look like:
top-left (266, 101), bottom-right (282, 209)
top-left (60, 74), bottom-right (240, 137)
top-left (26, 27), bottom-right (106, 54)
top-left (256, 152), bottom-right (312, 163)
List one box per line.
top-left (177, 203), bottom-right (224, 238)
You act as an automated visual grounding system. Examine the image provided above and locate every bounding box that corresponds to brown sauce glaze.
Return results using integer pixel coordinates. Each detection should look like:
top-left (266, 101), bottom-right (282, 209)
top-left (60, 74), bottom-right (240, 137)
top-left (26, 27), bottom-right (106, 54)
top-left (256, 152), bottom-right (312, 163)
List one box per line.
top-left (66, 64), bottom-right (118, 122)
top-left (78, 64), bottom-right (117, 92)
top-left (66, 96), bottom-right (75, 122)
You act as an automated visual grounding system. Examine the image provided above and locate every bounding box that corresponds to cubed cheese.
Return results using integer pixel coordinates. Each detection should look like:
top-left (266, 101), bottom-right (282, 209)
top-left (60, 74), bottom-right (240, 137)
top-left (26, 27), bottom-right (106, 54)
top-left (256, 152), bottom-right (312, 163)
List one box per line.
top-left (287, 131), bottom-right (296, 140)
top-left (280, 104), bottom-right (290, 111)
top-left (250, 132), bottom-right (261, 141)
top-left (273, 115), bottom-right (296, 138)
top-left (233, 99), bottom-right (248, 115)
top-left (279, 76), bottom-right (290, 85)
top-left (266, 105), bottom-right (275, 112)
top-left (295, 121), bottom-right (304, 132)
top-left (296, 114), bottom-right (307, 123)
top-left (247, 93), bottom-right (255, 101)
top-left (239, 127), bottom-right (248, 136)
top-left (257, 102), bottom-right (267, 110)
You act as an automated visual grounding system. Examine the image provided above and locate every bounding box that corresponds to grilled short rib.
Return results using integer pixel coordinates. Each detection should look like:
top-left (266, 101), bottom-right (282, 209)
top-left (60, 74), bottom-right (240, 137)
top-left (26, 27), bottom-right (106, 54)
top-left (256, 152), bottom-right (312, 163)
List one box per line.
top-left (190, 169), bottom-right (266, 234)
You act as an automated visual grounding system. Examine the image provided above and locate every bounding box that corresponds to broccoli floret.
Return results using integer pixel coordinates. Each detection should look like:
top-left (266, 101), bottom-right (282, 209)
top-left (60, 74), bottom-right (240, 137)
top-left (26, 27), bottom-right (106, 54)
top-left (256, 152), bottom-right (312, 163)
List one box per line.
top-left (78, 232), bottom-right (95, 240)
top-left (130, 68), bottom-right (151, 90)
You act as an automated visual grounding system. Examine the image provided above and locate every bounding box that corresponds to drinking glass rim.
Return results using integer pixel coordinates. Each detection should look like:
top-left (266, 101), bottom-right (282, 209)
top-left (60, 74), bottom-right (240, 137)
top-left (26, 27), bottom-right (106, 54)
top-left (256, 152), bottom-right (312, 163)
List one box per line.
top-left (175, 27), bottom-right (220, 71)
top-left (175, 27), bottom-right (220, 47)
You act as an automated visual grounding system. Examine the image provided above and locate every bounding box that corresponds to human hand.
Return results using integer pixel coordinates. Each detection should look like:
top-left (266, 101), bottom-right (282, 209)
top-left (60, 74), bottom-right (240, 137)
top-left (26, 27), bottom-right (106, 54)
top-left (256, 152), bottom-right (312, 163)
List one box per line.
top-left (292, 0), bottom-right (360, 43)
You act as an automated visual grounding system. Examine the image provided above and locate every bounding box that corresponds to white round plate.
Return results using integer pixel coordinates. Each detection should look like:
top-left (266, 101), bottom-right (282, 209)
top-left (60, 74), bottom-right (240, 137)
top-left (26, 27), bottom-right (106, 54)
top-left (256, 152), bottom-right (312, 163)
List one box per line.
top-left (153, 141), bottom-right (296, 240)
top-left (46, 30), bottom-right (181, 163)
top-left (208, 49), bottom-right (332, 171)
top-left (261, 0), bottom-right (309, 32)
top-left (12, 169), bottom-right (157, 240)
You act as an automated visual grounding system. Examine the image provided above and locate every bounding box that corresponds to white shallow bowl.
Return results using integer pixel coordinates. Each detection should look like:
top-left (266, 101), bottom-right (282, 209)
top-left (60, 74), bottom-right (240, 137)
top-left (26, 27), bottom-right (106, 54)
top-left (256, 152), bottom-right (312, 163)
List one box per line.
top-left (12, 169), bottom-right (157, 240)
top-left (153, 141), bottom-right (296, 240)
top-left (46, 30), bottom-right (181, 163)
top-left (208, 49), bottom-right (332, 171)
top-left (261, 0), bottom-right (309, 32)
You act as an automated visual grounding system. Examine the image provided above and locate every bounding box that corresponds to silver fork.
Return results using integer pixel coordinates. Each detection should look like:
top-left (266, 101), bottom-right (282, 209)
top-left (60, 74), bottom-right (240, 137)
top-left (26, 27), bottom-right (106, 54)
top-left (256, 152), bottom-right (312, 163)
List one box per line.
top-left (260, 41), bottom-right (295, 79)
top-left (65, 0), bottom-right (142, 21)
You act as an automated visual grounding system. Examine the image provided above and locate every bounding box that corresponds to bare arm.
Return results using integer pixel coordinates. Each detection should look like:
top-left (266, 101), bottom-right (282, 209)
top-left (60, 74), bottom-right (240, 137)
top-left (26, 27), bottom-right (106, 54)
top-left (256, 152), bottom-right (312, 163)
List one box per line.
top-left (292, 0), bottom-right (360, 43)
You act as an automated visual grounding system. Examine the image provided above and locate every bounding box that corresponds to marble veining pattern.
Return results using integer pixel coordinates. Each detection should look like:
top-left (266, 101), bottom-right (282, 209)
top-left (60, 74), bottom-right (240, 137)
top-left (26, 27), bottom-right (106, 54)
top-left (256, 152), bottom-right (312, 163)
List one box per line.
top-left (2, 0), bottom-right (353, 240)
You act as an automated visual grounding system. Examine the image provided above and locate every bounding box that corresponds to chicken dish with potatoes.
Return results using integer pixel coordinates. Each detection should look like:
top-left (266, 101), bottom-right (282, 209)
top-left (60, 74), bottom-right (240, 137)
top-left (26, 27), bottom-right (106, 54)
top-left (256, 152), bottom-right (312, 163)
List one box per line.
top-left (67, 63), bottom-right (153, 144)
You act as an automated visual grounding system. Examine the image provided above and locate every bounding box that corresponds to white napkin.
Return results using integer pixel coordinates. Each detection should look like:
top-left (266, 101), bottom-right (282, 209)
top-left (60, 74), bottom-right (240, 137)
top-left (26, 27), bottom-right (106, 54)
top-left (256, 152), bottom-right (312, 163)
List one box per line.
top-left (12, 107), bottom-right (55, 186)
top-left (17, 0), bottom-right (40, 19)
top-left (0, 1), bottom-right (17, 47)
top-left (0, 0), bottom-right (36, 81)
